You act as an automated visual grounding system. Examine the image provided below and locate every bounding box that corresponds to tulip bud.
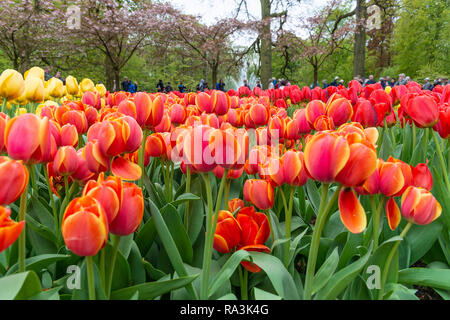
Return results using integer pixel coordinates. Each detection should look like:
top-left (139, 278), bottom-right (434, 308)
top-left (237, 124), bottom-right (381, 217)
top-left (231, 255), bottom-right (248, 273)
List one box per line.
top-left (65, 76), bottom-right (79, 96)
top-left (24, 76), bottom-right (44, 102)
top-left (412, 162), bottom-right (433, 191)
top-left (228, 198), bottom-right (245, 213)
top-left (79, 78), bottom-right (95, 93)
top-left (24, 67), bottom-right (44, 82)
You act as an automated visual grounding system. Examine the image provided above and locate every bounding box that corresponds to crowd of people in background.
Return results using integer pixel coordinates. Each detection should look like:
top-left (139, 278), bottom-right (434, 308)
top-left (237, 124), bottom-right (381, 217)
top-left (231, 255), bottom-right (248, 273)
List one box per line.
top-left (316, 73), bottom-right (448, 91)
top-left (121, 77), bottom-right (138, 93)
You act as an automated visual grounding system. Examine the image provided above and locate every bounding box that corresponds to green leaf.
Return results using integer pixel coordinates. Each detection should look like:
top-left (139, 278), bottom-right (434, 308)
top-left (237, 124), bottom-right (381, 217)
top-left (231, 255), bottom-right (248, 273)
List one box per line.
top-left (25, 214), bottom-right (58, 244)
top-left (248, 251), bottom-right (300, 300)
top-left (305, 180), bottom-right (321, 213)
top-left (161, 204), bottom-right (193, 264)
top-left (110, 275), bottom-right (198, 300)
top-left (208, 250), bottom-right (250, 298)
top-left (170, 193), bottom-right (200, 206)
top-left (312, 247), bottom-right (339, 295)
top-left (148, 199), bottom-right (198, 299)
top-left (398, 268), bottom-right (450, 290)
top-left (384, 283), bottom-right (419, 300)
top-left (143, 260), bottom-right (167, 281)
top-left (29, 286), bottom-right (62, 300)
top-left (186, 176), bottom-right (205, 245)
top-left (71, 259), bottom-right (106, 300)
top-left (0, 271), bottom-right (42, 300)
top-left (118, 234), bottom-right (134, 259)
top-left (315, 246), bottom-right (372, 300)
top-left (6, 254), bottom-right (70, 275)
top-left (253, 287), bottom-right (283, 300)
top-left (217, 293), bottom-right (238, 300)
top-left (405, 220), bottom-right (443, 265)
top-left (135, 217), bottom-right (157, 257)
top-left (128, 242), bottom-right (146, 286)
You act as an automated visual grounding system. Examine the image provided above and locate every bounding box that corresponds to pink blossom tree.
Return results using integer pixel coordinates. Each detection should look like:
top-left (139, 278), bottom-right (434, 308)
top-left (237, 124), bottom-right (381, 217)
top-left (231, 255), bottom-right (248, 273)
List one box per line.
top-left (0, 0), bottom-right (65, 72)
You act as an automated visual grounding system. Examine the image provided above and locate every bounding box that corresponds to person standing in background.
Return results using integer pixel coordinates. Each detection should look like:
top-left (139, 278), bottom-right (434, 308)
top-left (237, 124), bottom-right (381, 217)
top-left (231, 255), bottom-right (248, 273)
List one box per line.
top-left (156, 80), bottom-right (164, 92)
top-left (178, 82), bottom-right (186, 93)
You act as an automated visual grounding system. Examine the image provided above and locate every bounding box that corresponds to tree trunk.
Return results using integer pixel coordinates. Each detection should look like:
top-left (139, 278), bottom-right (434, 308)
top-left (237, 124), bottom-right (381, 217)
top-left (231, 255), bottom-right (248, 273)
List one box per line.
top-left (353, 0), bottom-right (367, 77)
top-left (211, 64), bottom-right (218, 90)
top-left (260, 0), bottom-right (272, 89)
top-left (313, 65), bottom-right (318, 88)
top-left (105, 56), bottom-right (120, 92)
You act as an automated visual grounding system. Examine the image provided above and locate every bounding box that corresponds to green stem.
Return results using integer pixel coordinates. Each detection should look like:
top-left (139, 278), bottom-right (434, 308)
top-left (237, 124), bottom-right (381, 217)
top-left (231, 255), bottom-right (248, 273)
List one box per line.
top-left (304, 184), bottom-right (342, 300)
top-left (378, 222), bottom-right (413, 300)
top-left (238, 265), bottom-right (248, 300)
top-left (184, 167), bottom-right (191, 230)
top-left (265, 209), bottom-right (275, 244)
top-left (390, 126), bottom-right (396, 149)
top-left (29, 164), bottom-right (37, 196)
top-left (200, 172), bottom-right (227, 300)
top-left (371, 196), bottom-right (386, 251)
top-left (44, 166), bottom-right (58, 240)
top-left (17, 186), bottom-right (28, 273)
top-left (105, 234), bottom-right (121, 299)
top-left (412, 124), bottom-right (416, 152)
top-left (59, 181), bottom-right (78, 226)
top-left (422, 127), bottom-right (429, 160)
top-left (223, 180), bottom-right (230, 212)
top-left (99, 249), bottom-right (105, 290)
top-left (85, 256), bottom-right (96, 300)
top-left (138, 129), bottom-right (148, 189)
top-left (432, 129), bottom-right (450, 191)
top-left (377, 127), bottom-right (385, 154)
top-left (64, 176), bottom-right (69, 199)
top-left (283, 188), bottom-right (295, 268)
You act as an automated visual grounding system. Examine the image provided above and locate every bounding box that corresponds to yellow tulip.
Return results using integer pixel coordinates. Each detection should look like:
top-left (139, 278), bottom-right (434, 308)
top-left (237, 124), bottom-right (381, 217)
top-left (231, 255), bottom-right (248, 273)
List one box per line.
top-left (96, 83), bottom-right (107, 97)
top-left (66, 75), bottom-right (79, 95)
top-left (15, 107), bottom-right (28, 116)
top-left (24, 67), bottom-right (45, 82)
top-left (79, 78), bottom-right (95, 93)
top-left (24, 76), bottom-right (44, 102)
top-left (47, 77), bottom-right (64, 98)
top-left (0, 69), bottom-right (25, 100)
top-left (385, 86), bottom-right (391, 94)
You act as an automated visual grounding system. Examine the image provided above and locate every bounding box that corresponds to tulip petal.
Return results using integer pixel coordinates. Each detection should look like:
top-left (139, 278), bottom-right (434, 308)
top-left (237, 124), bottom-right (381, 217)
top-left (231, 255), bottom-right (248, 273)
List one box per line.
top-left (338, 188), bottom-right (367, 234)
top-left (111, 157), bottom-right (142, 181)
top-left (385, 197), bottom-right (401, 231)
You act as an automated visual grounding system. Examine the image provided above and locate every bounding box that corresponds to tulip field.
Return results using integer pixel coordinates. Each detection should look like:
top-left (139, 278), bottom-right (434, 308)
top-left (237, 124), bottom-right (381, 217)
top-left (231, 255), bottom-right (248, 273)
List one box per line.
top-left (0, 66), bottom-right (449, 301)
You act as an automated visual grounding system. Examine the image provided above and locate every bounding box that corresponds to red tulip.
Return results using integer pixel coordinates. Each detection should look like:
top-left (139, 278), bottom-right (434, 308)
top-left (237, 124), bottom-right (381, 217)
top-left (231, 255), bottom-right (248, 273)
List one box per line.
top-left (326, 97), bottom-right (353, 127)
top-left (412, 162), bottom-right (433, 191)
top-left (53, 146), bottom-right (79, 176)
top-left (213, 210), bottom-right (241, 253)
top-left (385, 197), bottom-right (401, 231)
top-left (405, 95), bottom-right (439, 128)
top-left (305, 100), bottom-right (326, 126)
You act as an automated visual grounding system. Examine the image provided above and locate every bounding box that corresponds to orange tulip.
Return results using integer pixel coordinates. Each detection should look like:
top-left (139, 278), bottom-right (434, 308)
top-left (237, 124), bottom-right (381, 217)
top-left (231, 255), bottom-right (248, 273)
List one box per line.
top-left (84, 140), bottom-right (110, 174)
top-left (362, 158), bottom-right (406, 197)
top-left (0, 206), bottom-right (25, 253)
top-left (53, 146), bottom-right (79, 176)
top-left (213, 210), bottom-right (242, 253)
top-left (60, 124), bottom-right (79, 147)
top-left (335, 140), bottom-right (377, 187)
top-left (243, 179), bottom-right (274, 210)
top-left (196, 92), bottom-right (213, 113)
top-left (169, 103), bottom-right (186, 124)
top-left (82, 91), bottom-right (101, 110)
top-left (61, 196), bottom-right (108, 256)
top-left (282, 150), bottom-right (308, 186)
top-left (146, 95), bottom-right (165, 128)
top-left (338, 188), bottom-right (366, 234)
top-left (70, 149), bottom-right (95, 184)
top-left (314, 115), bottom-right (335, 131)
top-left (109, 182), bottom-right (144, 235)
top-left (82, 173), bottom-right (123, 224)
top-left (211, 90), bottom-right (230, 116)
top-left (401, 186), bottom-right (442, 225)
top-left (209, 129), bottom-right (240, 169)
top-left (182, 125), bottom-right (216, 172)
top-left (248, 104), bottom-right (269, 127)
top-left (5, 114), bottom-right (52, 164)
top-left (304, 132), bottom-right (350, 183)
top-left (0, 157), bottom-right (28, 206)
